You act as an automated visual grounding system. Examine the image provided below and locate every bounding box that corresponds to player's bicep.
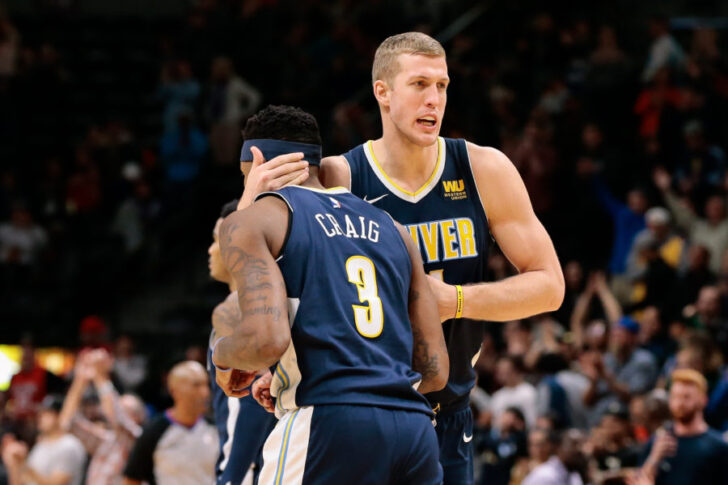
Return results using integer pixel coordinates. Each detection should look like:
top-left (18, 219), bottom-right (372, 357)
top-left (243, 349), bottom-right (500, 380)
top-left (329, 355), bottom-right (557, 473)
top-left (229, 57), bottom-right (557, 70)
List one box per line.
top-left (471, 145), bottom-right (559, 274)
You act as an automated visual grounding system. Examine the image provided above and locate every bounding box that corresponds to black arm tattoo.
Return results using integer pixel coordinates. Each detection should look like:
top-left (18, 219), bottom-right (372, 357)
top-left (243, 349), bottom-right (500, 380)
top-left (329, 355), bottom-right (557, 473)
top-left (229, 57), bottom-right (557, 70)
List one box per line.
top-left (214, 218), bottom-right (286, 369)
top-left (411, 320), bottom-right (440, 382)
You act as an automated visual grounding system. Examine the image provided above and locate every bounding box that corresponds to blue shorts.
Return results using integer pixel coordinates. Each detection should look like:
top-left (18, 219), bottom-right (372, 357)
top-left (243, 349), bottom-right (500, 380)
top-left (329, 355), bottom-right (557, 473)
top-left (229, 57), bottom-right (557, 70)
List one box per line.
top-left (260, 405), bottom-right (442, 485)
top-left (216, 395), bottom-right (277, 485)
top-left (434, 405), bottom-right (474, 485)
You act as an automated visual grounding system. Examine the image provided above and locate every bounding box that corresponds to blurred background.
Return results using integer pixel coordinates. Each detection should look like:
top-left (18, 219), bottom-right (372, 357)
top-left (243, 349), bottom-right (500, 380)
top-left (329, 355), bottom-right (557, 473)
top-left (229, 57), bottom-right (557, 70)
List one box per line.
top-left (1, 0), bottom-right (728, 483)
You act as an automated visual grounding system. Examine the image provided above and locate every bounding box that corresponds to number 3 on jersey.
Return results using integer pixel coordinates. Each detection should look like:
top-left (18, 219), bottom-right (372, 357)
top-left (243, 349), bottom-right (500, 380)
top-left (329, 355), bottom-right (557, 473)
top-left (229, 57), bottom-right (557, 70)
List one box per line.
top-left (346, 256), bottom-right (384, 338)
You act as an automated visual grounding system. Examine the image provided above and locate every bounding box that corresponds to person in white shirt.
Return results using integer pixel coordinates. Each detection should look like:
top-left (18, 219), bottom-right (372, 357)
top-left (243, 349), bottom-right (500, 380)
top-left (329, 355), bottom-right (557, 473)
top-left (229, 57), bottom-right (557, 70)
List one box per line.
top-left (2, 395), bottom-right (87, 485)
top-left (489, 355), bottom-right (538, 429)
top-left (523, 429), bottom-right (586, 485)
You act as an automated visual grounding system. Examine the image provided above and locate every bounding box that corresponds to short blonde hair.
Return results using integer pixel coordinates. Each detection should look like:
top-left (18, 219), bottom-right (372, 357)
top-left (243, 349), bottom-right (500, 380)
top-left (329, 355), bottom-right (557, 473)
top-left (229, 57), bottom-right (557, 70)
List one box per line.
top-left (372, 32), bottom-right (446, 85)
top-left (671, 369), bottom-right (708, 395)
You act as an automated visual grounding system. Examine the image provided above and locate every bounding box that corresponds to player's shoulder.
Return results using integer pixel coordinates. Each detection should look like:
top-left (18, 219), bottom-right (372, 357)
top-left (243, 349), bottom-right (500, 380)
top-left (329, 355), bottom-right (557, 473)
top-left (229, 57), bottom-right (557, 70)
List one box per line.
top-left (464, 141), bottom-right (515, 176)
top-left (320, 155), bottom-right (351, 189)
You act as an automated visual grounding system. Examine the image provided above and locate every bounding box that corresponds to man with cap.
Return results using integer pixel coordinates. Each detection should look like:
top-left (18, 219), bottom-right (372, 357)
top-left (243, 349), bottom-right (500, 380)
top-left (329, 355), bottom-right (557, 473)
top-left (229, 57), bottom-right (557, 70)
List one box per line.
top-left (589, 401), bottom-right (640, 481)
top-left (583, 316), bottom-right (659, 426)
top-left (639, 369), bottom-right (728, 485)
top-left (1, 395), bottom-right (86, 485)
top-left (627, 206), bottom-right (685, 278)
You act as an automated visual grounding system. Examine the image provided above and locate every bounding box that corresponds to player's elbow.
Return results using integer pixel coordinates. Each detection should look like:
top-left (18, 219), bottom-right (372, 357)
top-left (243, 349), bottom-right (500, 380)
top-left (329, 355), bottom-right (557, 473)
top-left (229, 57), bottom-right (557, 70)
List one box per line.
top-left (256, 332), bottom-right (290, 368)
top-left (543, 265), bottom-right (565, 312)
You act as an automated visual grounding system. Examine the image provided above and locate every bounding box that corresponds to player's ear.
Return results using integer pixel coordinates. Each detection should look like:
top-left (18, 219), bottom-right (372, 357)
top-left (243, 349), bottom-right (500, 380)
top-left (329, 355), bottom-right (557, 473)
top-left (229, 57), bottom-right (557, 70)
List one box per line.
top-left (373, 79), bottom-right (390, 107)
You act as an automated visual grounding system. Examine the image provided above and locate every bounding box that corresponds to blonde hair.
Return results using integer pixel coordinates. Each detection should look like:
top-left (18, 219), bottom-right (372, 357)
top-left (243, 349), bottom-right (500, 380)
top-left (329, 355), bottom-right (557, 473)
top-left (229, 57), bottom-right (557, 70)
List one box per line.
top-left (372, 32), bottom-right (446, 85)
top-left (671, 369), bottom-right (708, 395)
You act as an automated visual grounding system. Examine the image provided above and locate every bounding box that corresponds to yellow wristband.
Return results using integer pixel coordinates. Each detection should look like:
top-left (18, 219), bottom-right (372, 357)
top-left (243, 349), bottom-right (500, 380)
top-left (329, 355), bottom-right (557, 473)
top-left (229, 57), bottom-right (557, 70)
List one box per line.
top-left (455, 285), bottom-right (464, 319)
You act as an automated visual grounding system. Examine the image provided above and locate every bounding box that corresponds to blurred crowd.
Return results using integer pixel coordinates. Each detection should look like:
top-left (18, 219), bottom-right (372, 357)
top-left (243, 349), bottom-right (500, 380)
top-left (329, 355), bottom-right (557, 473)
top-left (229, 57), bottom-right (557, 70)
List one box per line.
top-left (2, 0), bottom-right (728, 484)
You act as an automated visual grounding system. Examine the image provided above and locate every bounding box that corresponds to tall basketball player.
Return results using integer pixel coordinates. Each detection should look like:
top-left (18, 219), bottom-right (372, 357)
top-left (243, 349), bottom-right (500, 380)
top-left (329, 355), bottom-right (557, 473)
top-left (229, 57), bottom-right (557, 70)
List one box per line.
top-left (318, 32), bottom-right (565, 484)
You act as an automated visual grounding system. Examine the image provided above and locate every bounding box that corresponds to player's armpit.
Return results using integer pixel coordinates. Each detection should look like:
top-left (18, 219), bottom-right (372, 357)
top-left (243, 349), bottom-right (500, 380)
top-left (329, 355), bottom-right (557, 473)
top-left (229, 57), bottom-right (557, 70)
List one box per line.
top-left (465, 144), bottom-right (565, 321)
top-left (214, 198), bottom-right (292, 371)
top-left (395, 223), bottom-right (449, 394)
top-left (320, 155), bottom-right (351, 190)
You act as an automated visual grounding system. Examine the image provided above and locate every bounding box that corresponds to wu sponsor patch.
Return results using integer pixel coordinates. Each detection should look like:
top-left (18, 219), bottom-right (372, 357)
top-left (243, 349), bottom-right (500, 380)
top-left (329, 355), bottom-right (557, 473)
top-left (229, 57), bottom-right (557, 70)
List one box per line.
top-left (442, 180), bottom-right (467, 200)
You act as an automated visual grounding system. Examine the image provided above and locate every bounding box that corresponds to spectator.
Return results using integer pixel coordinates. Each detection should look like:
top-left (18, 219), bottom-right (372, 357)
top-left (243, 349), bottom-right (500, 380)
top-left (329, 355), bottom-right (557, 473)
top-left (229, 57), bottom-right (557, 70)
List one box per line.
top-left (158, 60), bottom-right (201, 134)
top-left (205, 57), bottom-right (261, 166)
top-left (1, 395), bottom-right (86, 485)
top-left (111, 179), bottom-right (162, 257)
top-left (59, 349), bottom-right (145, 485)
top-left (111, 336), bottom-right (147, 394)
top-left (675, 120), bottom-right (726, 194)
top-left (535, 353), bottom-right (590, 430)
top-left (122, 361), bottom-right (217, 485)
top-left (627, 207), bottom-right (685, 276)
top-left (477, 407), bottom-right (528, 485)
top-left (1, 344), bottom-right (65, 439)
top-left (489, 355), bottom-right (539, 429)
top-left (671, 245), bottom-right (715, 312)
top-left (642, 17), bottom-right (686, 83)
top-left (640, 369), bottom-right (728, 485)
top-left (509, 427), bottom-right (556, 485)
top-left (586, 163), bottom-right (647, 283)
top-left (522, 429), bottom-right (587, 485)
top-left (637, 306), bottom-right (677, 368)
top-left (159, 109), bottom-right (208, 191)
top-left (587, 401), bottom-right (641, 481)
top-left (654, 167), bottom-right (728, 274)
top-left (583, 316), bottom-right (659, 426)
top-left (0, 204), bottom-right (47, 267)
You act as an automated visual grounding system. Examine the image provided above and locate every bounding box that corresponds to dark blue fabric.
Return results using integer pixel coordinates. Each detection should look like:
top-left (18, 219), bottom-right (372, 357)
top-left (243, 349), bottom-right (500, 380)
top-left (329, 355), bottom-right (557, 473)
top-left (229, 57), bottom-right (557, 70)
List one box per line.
top-left (301, 405), bottom-right (442, 485)
top-left (434, 406), bottom-right (474, 485)
top-left (592, 177), bottom-right (646, 274)
top-left (207, 345), bottom-right (277, 485)
top-left (639, 429), bottom-right (728, 485)
top-left (343, 138), bottom-right (489, 413)
top-left (241, 139), bottom-right (322, 166)
top-left (265, 186), bottom-right (432, 416)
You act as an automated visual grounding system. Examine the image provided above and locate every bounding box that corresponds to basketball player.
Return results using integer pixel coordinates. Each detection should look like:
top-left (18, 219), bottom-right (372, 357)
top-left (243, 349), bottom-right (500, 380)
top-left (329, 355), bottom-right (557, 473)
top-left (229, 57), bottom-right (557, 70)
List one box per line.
top-left (207, 199), bottom-right (277, 485)
top-left (318, 32), bottom-right (566, 484)
top-left (211, 105), bottom-right (449, 484)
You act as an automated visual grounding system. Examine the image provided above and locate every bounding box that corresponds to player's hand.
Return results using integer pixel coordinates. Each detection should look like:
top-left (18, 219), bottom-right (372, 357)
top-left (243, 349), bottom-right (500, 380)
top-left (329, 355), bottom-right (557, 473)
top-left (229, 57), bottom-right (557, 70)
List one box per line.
top-left (426, 275), bottom-right (457, 322)
top-left (252, 370), bottom-right (275, 413)
top-left (216, 367), bottom-right (257, 398)
top-left (239, 147), bottom-right (309, 210)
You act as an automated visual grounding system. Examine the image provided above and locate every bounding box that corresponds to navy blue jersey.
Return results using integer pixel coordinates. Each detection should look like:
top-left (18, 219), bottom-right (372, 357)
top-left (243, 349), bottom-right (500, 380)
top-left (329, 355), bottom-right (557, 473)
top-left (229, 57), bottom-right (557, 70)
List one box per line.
top-left (257, 185), bottom-right (432, 418)
top-left (343, 137), bottom-right (490, 411)
top-left (207, 321), bottom-right (276, 484)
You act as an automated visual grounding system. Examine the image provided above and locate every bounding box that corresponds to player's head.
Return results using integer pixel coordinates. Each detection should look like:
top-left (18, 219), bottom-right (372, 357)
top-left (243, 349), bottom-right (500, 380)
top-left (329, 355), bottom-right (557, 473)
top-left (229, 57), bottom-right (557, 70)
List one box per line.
top-left (669, 369), bottom-right (708, 424)
top-left (168, 360), bottom-right (210, 417)
top-left (209, 199), bottom-right (239, 283)
top-left (372, 32), bottom-right (448, 147)
top-left (240, 105), bottom-right (322, 179)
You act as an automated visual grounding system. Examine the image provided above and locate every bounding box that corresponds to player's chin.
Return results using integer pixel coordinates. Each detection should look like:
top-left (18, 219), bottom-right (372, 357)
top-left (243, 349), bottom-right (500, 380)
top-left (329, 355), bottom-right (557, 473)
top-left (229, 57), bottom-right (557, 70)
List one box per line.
top-left (411, 125), bottom-right (440, 145)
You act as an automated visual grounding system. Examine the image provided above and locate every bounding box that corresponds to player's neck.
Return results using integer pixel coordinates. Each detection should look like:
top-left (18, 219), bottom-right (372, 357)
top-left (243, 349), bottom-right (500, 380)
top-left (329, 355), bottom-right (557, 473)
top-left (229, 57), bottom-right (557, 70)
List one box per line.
top-left (372, 133), bottom-right (439, 190)
top-left (300, 166), bottom-right (326, 190)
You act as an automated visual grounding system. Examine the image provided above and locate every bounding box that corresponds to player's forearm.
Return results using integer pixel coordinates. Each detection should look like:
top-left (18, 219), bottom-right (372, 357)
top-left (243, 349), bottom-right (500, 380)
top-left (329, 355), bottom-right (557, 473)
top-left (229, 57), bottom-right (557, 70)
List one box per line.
top-left (214, 319), bottom-right (289, 371)
top-left (217, 214), bottom-right (291, 371)
top-left (411, 322), bottom-right (449, 394)
top-left (461, 269), bottom-right (564, 321)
